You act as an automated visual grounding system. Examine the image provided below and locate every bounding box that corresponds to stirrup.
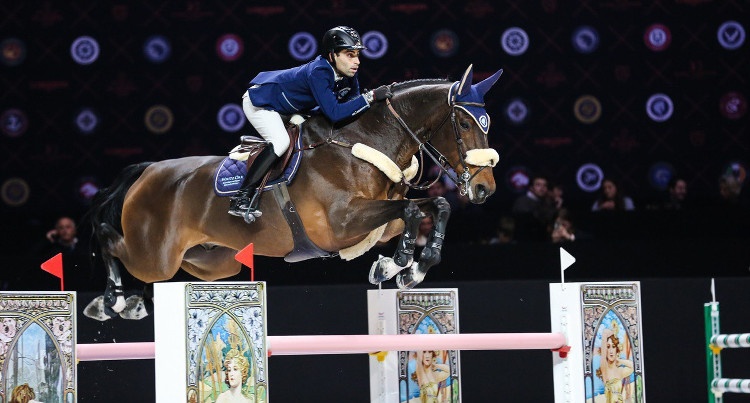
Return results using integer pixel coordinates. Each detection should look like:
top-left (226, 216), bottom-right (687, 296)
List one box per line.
top-left (242, 208), bottom-right (262, 223)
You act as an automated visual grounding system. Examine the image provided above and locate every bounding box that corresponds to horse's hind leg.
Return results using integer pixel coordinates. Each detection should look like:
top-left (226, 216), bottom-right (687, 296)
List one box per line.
top-left (369, 201), bottom-right (424, 284)
top-left (84, 223), bottom-right (128, 321)
top-left (397, 197), bottom-right (451, 289)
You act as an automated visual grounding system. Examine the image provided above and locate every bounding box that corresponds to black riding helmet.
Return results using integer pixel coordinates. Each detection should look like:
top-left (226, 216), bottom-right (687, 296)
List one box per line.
top-left (321, 26), bottom-right (366, 58)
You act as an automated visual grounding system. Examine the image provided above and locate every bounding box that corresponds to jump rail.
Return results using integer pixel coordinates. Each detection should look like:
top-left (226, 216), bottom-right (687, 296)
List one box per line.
top-left (705, 280), bottom-right (750, 403)
top-left (77, 332), bottom-right (568, 361)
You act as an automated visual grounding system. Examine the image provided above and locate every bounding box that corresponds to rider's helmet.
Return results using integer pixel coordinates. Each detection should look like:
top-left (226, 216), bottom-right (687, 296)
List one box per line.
top-left (321, 26), bottom-right (366, 58)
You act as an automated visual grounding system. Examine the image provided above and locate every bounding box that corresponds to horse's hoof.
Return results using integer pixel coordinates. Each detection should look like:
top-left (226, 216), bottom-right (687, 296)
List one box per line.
top-left (119, 295), bottom-right (149, 320)
top-left (396, 264), bottom-right (426, 290)
top-left (369, 255), bottom-right (406, 284)
top-left (369, 257), bottom-right (387, 284)
top-left (83, 296), bottom-right (118, 322)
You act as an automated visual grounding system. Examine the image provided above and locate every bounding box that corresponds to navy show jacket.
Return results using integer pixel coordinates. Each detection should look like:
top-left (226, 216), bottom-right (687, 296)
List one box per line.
top-left (247, 55), bottom-right (369, 123)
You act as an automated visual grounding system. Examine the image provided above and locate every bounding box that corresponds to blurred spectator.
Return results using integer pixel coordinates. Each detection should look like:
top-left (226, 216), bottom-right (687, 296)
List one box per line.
top-left (662, 177), bottom-right (689, 210)
top-left (550, 208), bottom-right (576, 243)
top-left (34, 216), bottom-right (100, 291)
top-left (512, 175), bottom-right (557, 241)
top-left (485, 215), bottom-right (515, 245)
top-left (592, 178), bottom-right (635, 211)
top-left (718, 174), bottom-right (743, 206)
top-left (547, 182), bottom-right (565, 210)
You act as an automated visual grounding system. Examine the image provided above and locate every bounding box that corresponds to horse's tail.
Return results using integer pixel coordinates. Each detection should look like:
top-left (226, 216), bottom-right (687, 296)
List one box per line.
top-left (88, 162), bottom-right (154, 253)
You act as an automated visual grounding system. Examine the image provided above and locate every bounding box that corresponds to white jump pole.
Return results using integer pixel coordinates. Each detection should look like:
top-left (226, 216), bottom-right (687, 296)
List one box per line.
top-left (77, 332), bottom-right (567, 361)
top-left (712, 379), bottom-right (750, 394)
top-left (710, 333), bottom-right (750, 349)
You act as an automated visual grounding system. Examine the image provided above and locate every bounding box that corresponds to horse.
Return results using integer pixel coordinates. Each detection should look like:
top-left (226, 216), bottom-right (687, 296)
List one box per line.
top-left (84, 65), bottom-right (503, 320)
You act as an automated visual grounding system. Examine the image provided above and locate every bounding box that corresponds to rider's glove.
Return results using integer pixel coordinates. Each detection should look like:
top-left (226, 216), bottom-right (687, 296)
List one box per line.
top-left (366, 85), bottom-right (393, 104)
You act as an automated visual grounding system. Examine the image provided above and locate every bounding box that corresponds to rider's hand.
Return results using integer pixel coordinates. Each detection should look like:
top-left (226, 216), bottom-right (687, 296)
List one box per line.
top-left (370, 85), bottom-right (393, 102)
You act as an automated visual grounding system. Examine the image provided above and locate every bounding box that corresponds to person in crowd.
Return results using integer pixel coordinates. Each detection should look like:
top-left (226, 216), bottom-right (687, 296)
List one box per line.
top-left (550, 208), bottom-right (576, 243)
top-left (661, 177), bottom-right (688, 210)
top-left (591, 178), bottom-right (635, 211)
top-left (36, 216), bottom-right (99, 291)
top-left (512, 175), bottom-right (557, 241)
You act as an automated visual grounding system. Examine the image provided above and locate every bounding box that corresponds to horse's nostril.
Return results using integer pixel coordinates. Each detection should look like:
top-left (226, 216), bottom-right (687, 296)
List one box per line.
top-left (476, 184), bottom-right (486, 199)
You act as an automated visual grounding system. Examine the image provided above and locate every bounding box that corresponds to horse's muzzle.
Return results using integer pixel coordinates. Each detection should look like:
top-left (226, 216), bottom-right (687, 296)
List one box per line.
top-left (470, 183), bottom-right (494, 204)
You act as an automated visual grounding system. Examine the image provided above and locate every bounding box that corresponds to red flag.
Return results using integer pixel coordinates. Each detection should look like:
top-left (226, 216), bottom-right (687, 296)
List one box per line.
top-left (41, 253), bottom-right (64, 291)
top-left (234, 243), bottom-right (254, 281)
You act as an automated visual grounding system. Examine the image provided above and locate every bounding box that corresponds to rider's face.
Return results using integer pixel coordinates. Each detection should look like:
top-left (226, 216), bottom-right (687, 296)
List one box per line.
top-left (332, 49), bottom-right (360, 78)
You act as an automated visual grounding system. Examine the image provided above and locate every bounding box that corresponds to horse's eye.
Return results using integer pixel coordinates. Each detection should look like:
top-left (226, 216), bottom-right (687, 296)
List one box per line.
top-left (459, 121), bottom-right (471, 130)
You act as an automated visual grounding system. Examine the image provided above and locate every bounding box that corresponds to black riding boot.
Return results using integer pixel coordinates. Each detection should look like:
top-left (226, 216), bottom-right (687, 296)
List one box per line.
top-left (228, 146), bottom-right (278, 219)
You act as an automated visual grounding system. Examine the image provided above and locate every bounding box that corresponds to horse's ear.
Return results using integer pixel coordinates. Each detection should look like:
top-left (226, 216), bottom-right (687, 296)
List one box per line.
top-left (473, 69), bottom-right (504, 98)
top-left (456, 64), bottom-right (474, 96)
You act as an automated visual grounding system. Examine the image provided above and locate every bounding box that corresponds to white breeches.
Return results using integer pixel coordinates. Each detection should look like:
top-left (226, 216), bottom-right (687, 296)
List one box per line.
top-left (242, 90), bottom-right (290, 157)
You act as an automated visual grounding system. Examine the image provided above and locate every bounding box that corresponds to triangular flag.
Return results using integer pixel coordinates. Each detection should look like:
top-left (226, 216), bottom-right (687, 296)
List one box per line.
top-left (41, 253), bottom-right (64, 291)
top-left (560, 247), bottom-right (576, 271)
top-left (234, 243), bottom-right (254, 281)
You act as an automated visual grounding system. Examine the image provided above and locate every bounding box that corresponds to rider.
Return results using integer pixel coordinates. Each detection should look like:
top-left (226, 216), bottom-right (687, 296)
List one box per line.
top-left (229, 26), bottom-right (394, 219)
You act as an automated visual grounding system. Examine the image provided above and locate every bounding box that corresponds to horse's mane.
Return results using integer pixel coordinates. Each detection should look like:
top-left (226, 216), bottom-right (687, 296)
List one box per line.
top-left (390, 78), bottom-right (451, 93)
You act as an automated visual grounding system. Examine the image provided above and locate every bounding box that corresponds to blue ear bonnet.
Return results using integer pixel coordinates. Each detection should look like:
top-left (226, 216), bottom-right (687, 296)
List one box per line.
top-left (448, 66), bottom-right (503, 135)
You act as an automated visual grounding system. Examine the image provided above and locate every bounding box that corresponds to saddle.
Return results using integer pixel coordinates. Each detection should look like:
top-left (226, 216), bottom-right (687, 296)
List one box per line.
top-left (214, 117), bottom-right (303, 196)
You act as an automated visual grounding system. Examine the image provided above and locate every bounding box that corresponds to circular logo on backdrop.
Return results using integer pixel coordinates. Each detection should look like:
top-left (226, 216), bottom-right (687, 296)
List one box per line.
top-left (430, 29), bottom-right (459, 58)
top-left (1, 177), bottom-right (30, 207)
top-left (217, 104), bottom-right (245, 132)
top-left (143, 35), bottom-right (171, 63)
top-left (74, 107), bottom-right (100, 135)
top-left (646, 93), bottom-right (674, 122)
top-left (216, 34), bottom-right (244, 62)
top-left (504, 98), bottom-right (530, 126)
top-left (501, 27), bottom-right (529, 56)
top-left (144, 105), bottom-right (174, 134)
top-left (574, 95), bottom-right (602, 124)
top-left (644, 24), bottom-right (672, 52)
top-left (1, 109), bottom-right (28, 138)
top-left (717, 21), bottom-right (746, 50)
top-left (76, 176), bottom-right (100, 204)
top-left (70, 36), bottom-right (100, 65)
top-left (361, 31), bottom-right (388, 59)
top-left (288, 32), bottom-right (317, 61)
top-left (719, 91), bottom-right (747, 119)
top-left (576, 163), bottom-right (604, 192)
top-left (1, 38), bottom-right (26, 66)
top-left (571, 26), bottom-right (600, 54)
top-left (648, 162), bottom-right (674, 191)
top-left (506, 166), bottom-right (530, 193)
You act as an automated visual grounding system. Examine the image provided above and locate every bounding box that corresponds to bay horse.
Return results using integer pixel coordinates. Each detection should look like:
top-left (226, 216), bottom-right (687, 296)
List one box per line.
top-left (85, 65), bottom-right (502, 320)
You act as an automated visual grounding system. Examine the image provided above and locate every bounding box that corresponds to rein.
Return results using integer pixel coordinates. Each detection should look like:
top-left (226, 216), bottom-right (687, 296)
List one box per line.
top-left (385, 98), bottom-right (490, 195)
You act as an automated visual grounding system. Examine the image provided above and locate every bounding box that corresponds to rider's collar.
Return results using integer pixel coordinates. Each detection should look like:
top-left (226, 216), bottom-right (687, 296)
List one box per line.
top-left (448, 81), bottom-right (490, 134)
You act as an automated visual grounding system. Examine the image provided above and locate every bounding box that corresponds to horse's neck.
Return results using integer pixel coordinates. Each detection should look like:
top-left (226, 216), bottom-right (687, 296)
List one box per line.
top-left (388, 87), bottom-right (448, 167)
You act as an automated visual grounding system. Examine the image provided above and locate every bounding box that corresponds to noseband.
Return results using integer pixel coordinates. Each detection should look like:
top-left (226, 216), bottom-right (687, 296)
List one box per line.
top-left (385, 98), bottom-right (491, 195)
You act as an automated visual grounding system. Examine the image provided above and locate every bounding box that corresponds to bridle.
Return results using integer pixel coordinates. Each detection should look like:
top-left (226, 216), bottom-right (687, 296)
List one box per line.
top-left (385, 94), bottom-right (491, 196)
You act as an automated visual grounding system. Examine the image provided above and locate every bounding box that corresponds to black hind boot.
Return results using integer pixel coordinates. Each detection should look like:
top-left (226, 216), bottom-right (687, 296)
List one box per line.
top-left (228, 146), bottom-right (278, 221)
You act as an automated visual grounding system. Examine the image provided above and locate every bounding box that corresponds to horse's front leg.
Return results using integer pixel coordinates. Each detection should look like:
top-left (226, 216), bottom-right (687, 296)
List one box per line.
top-left (397, 196), bottom-right (451, 290)
top-left (368, 201), bottom-right (424, 284)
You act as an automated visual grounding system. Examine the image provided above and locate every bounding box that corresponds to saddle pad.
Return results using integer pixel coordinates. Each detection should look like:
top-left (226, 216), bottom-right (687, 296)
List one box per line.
top-left (213, 129), bottom-right (305, 197)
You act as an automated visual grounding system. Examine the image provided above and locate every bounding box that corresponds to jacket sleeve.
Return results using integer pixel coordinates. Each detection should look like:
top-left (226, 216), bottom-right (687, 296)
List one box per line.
top-left (348, 75), bottom-right (362, 101)
top-left (308, 67), bottom-right (369, 123)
